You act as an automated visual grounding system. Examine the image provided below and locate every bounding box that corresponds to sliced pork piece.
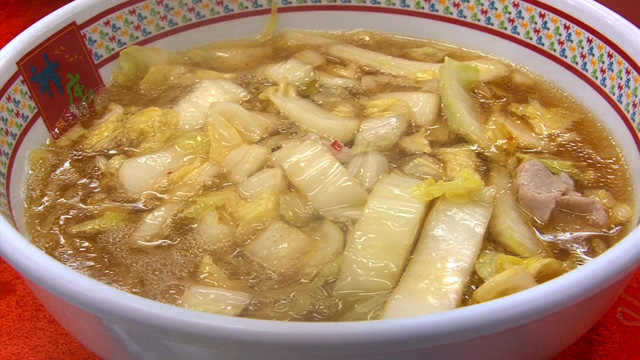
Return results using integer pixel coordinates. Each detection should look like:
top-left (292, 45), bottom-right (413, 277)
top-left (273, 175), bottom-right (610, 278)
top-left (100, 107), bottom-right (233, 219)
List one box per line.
top-left (515, 160), bottom-right (609, 226)
top-left (557, 195), bottom-right (609, 227)
top-left (514, 160), bottom-right (574, 222)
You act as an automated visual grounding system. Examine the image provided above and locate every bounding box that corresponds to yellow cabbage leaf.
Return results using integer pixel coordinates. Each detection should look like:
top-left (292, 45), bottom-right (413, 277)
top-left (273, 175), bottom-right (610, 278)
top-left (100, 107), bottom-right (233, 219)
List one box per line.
top-left (124, 107), bottom-right (181, 154)
top-left (412, 168), bottom-right (485, 202)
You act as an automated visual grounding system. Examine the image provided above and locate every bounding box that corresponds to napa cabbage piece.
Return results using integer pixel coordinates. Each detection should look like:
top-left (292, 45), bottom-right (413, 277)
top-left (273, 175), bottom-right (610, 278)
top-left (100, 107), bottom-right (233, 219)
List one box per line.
top-left (238, 167), bottom-right (287, 199)
top-left (198, 256), bottom-right (230, 286)
top-left (321, 43), bottom-right (441, 80)
top-left (471, 266), bottom-right (537, 304)
top-left (278, 192), bottom-right (317, 227)
top-left (352, 112), bottom-right (409, 153)
top-left (404, 43), bottom-right (450, 62)
top-left (334, 173), bottom-right (428, 294)
top-left (223, 144), bottom-right (270, 184)
top-left (209, 102), bottom-right (279, 144)
top-left (140, 65), bottom-right (234, 90)
top-left (124, 107), bottom-right (182, 155)
top-left (474, 250), bottom-right (524, 282)
top-left (166, 157), bottom-right (207, 184)
top-left (489, 164), bottom-right (547, 256)
top-left (196, 211), bottom-right (235, 246)
top-left (325, 100), bottom-right (360, 119)
top-left (399, 155), bottom-right (445, 181)
top-left (316, 72), bottom-right (360, 88)
top-left (339, 293), bottom-right (390, 321)
top-left (268, 91), bottom-right (360, 143)
top-left (179, 38), bottom-right (275, 73)
top-left (118, 147), bottom-right (190, 196)
top-left (412, 168), bottom-right (485, 202)
top-left (465, 59), bottom-right (509, 82)
top-left (435, 146), bottom-right (481, 180)
top-left (439, 57), bottom-right (492, 148)
top-left (235, 191), bottom-right (279, 235)
top-left (293, 49), bottom-right (327, 67)
top-left (259, 58), bottom-right (315, 87)
top-left (381, 186), bottom-right (495, 318)
top-left (168, 160), bottom-right (221, 200)
top-left (173, 79), bottom-right (249, 131)
top-left (474, 256), bottom-right (566, 303)
top-left (305, 220), bottom-right (345, 267)
top-left (423, 119), bottom-right (452, 143)
top-left (321, 43), bottom-right (508, 83)
top-left (128, 203), bottom-right (182, 247)
top-left (244, 220), bottom-right (313, 272)
top-left (197, 256), bottom-right (239, 288)
top-left (363, 97), bottom-right (407, 117)
top-left (508, 100), bottom-right (574, 135)
top-left (271, 139), bottom-right (368, 216)
top-left (81, 104), bottom-right (126, 151)
top-left (398, 128), bottom-right (432, 155)
top-left (326, 63), bottom-right (362, 80)
top-left (67, 211), bottom-right (130, 235)
top-left (346, 151), bottom-right (389, 192)
top-left (181, 187), bottom-right (243, 220)
top-left (261, 3), bottom-right (279, 39)
top-left (112, 46), bottom-right (176, 87)
top-left (206, 107), bottom-right (245, 162)
top-left (277, 28), bottom-right (336, 47)
top-left (373, 92), bottom-right (440, 127)
top-left (475, 249), bottom-right (565, 288)
top-left (181, 285), bottom-right (252, 316)
top-left (172, 131), bottom-right (210, 156)
top-left (488, 112), bottom-right (545, 151)
top-left (185, 186), bottom-right (275, 237)
top-left (521, 256), bottom-right (566, 283)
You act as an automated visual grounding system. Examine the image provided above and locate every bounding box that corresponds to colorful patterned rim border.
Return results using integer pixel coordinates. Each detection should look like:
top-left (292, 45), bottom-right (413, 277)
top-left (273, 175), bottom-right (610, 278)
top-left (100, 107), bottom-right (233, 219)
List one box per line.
top-left (1, 0), bottom-right (639, 223)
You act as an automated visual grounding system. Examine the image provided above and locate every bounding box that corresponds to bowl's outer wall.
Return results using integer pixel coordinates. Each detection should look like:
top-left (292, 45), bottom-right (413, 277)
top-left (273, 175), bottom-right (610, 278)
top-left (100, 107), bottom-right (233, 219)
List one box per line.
top-left (24, 269), bottom-right (639, 360)
top-left (1, 0), bottom-right (640, 359)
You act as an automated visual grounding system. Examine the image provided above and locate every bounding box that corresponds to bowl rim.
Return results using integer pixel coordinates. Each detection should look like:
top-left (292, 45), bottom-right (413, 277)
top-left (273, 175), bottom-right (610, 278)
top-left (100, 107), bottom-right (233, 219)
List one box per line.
top-left (1, 0), bottom-right (640, 351)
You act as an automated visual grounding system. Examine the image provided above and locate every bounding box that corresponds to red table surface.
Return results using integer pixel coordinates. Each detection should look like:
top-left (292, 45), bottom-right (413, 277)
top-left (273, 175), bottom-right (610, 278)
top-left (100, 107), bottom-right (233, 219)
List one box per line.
top-left (1, 1), bottom-right (639, 359)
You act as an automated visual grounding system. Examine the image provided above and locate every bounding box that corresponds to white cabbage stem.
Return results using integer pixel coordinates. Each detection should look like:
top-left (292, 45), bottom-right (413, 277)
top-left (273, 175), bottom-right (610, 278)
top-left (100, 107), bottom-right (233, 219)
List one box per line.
top-left (373, 92), bottom-right (440, 127)
top-left (346, 151), bottom-right (389, 192)
top-left (382, 187), bottom-right (495, 318)
top-left (118, 147), bottom-right (189, 196)
top-left (173, 79), bottom-right (249, 131)
top-left (269, 92), bottom-right (360, 143)
top-left (223, 144), bottom-right (270, 184)
top-left (271, 139), bottom-right (368, 216)
top-left (334, 173), bottom-right (428, 294)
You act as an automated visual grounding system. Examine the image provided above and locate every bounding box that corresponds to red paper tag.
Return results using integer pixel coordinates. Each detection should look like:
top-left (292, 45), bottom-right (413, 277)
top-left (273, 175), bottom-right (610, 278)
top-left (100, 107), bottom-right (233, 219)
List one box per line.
top-left (18, 22), bottom-right (104, 138)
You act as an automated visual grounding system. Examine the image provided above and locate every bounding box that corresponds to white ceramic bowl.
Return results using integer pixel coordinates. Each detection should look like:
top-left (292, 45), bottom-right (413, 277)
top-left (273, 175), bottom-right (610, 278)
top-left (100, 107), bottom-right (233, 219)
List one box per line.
top-left (1, 1), bottom-right (639, 359)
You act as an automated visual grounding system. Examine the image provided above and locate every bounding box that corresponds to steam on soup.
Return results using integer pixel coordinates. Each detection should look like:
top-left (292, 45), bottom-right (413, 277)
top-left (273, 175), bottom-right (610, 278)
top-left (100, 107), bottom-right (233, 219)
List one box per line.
top-left (24, 28), bottom-right (636, 321)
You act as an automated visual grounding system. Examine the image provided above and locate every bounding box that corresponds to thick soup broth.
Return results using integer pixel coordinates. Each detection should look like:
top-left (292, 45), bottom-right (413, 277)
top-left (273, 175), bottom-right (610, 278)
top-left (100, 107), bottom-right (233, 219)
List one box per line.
top-left (24, 29), bottom-right (636, 321)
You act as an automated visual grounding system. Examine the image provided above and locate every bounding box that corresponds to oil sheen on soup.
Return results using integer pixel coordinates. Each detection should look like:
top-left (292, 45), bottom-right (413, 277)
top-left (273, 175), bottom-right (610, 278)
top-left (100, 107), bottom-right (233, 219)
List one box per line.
top-left (24, 28), bottom-right (636, 321)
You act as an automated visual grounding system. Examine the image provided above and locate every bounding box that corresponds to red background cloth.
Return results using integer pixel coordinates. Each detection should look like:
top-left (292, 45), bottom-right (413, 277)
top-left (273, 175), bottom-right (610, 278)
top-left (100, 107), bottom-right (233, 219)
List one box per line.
top-left (1, 1), bottom-right (639, 359)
